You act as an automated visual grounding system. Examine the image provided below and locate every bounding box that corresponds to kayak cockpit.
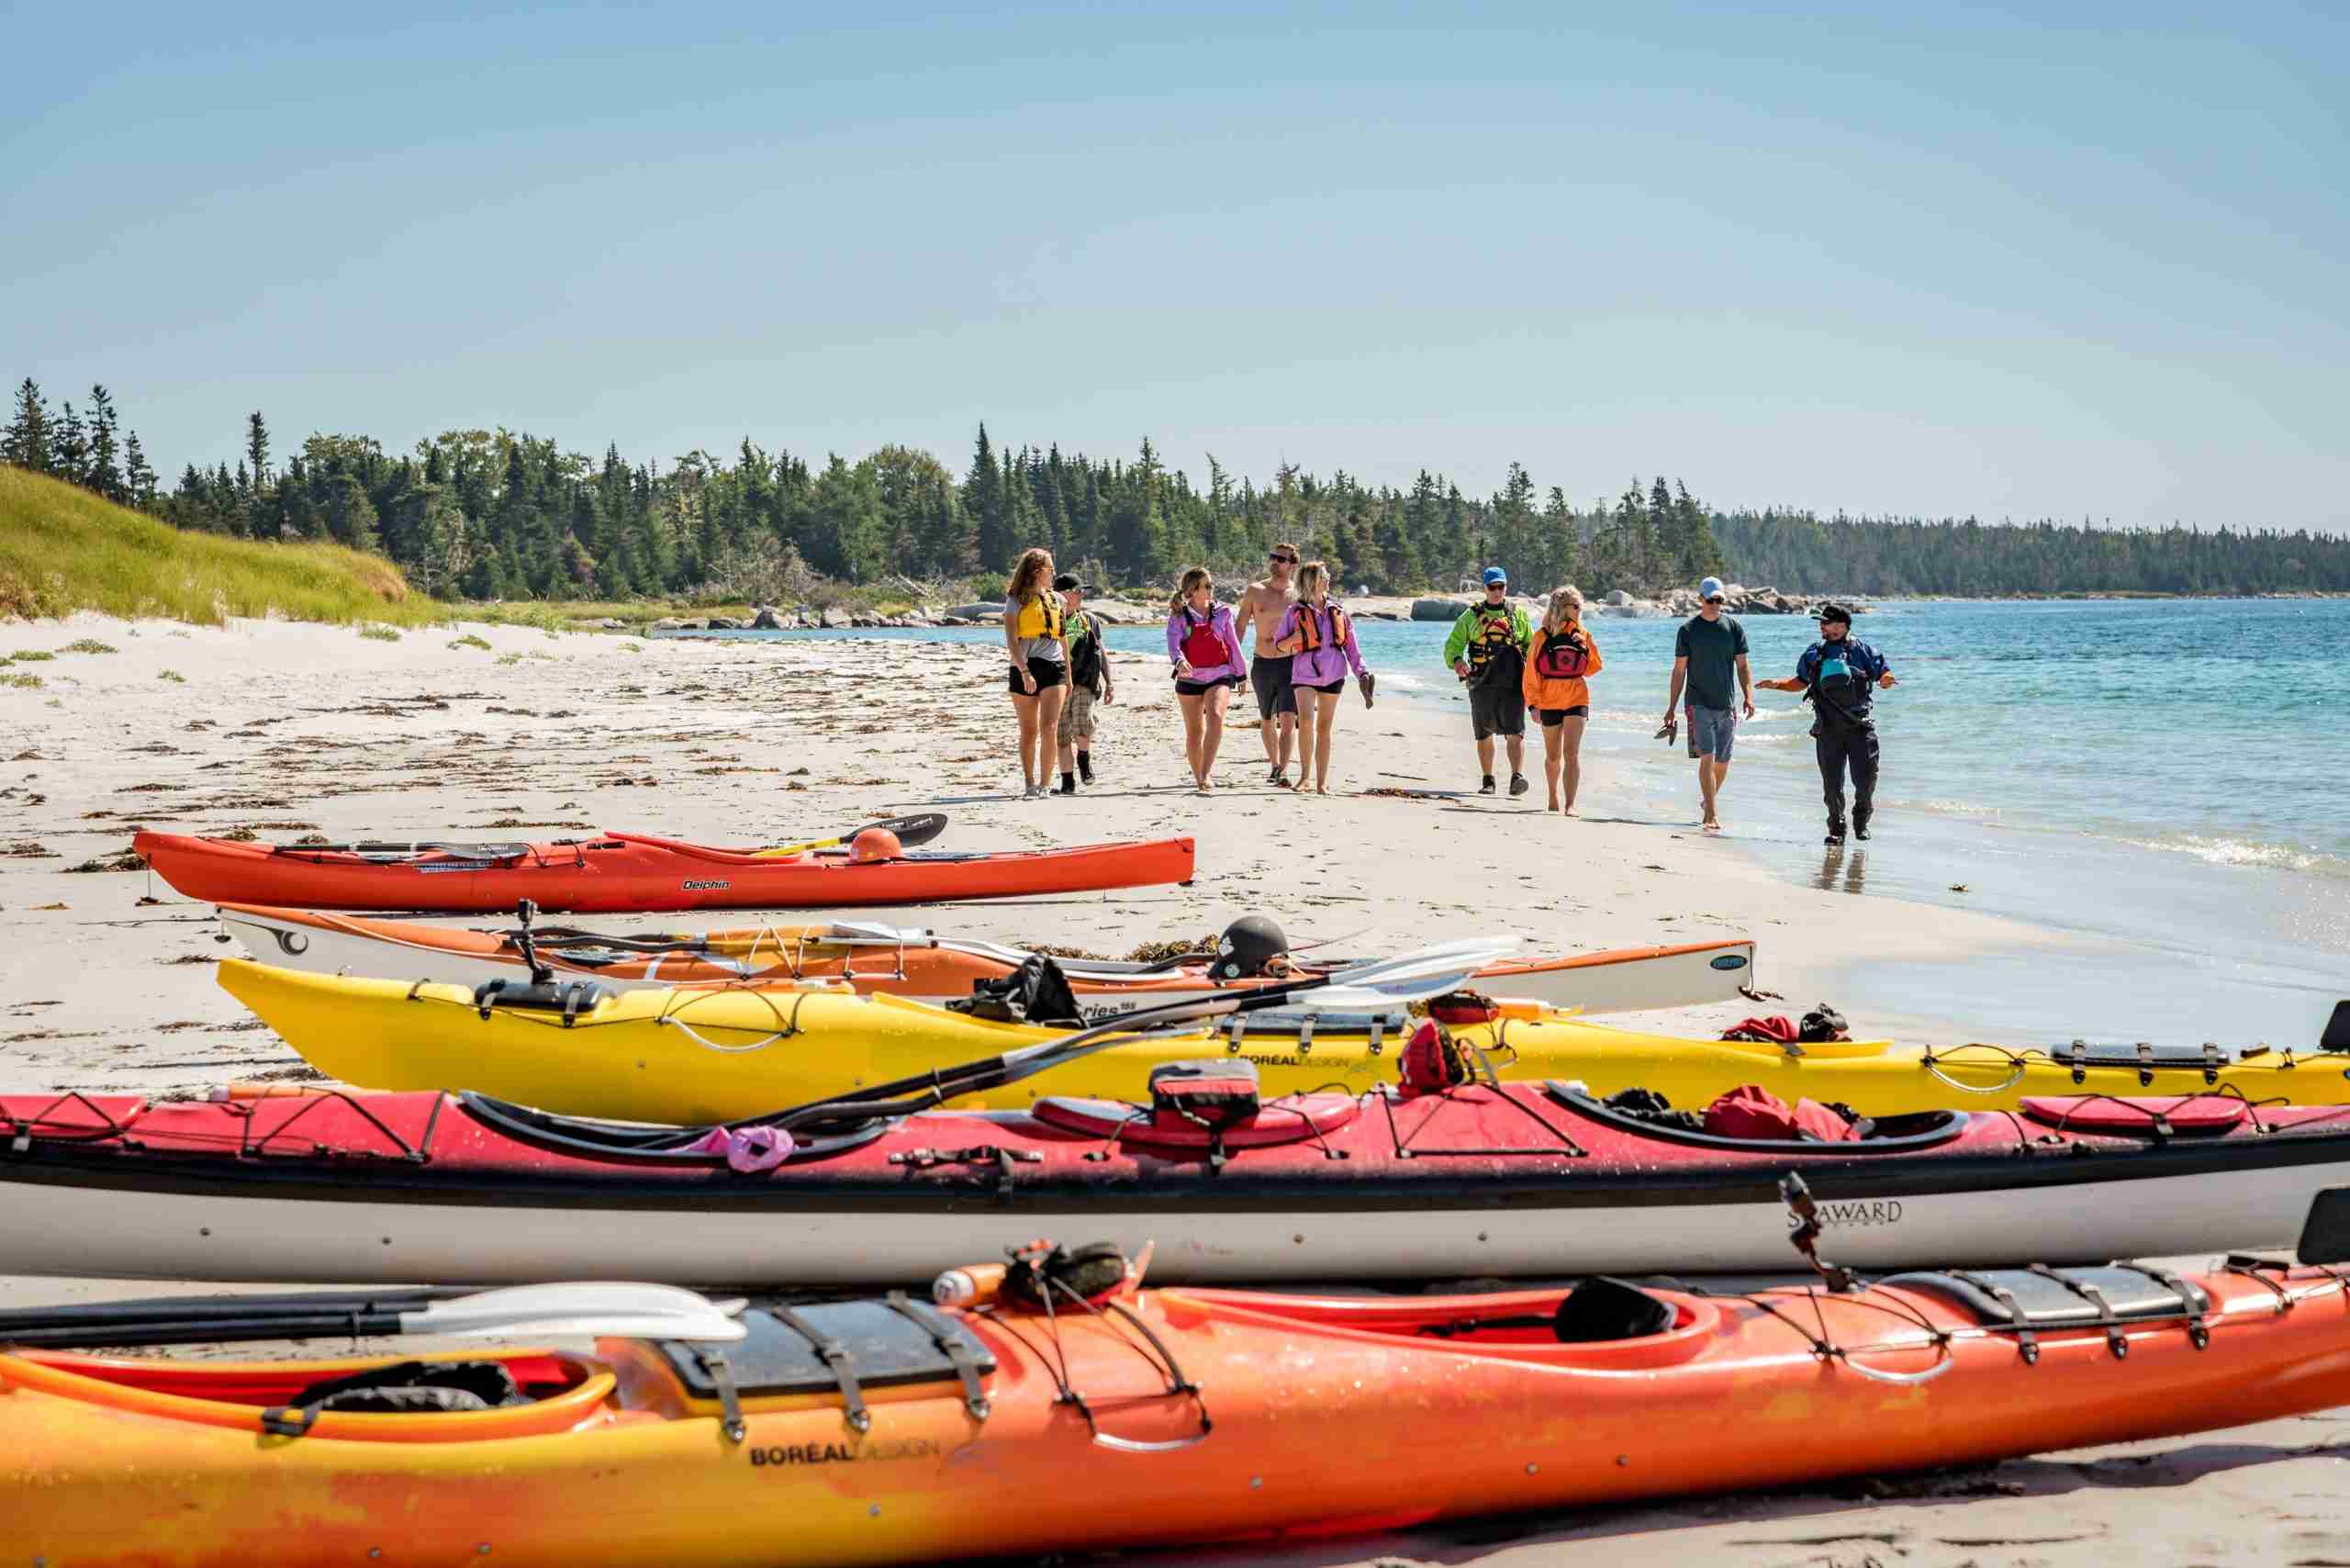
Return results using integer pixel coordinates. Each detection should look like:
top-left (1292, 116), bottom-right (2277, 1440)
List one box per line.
top-left (1161, 1281), bottom-right (1719, 1369)
top-left (2, 1350), bottom-right (617, 1442)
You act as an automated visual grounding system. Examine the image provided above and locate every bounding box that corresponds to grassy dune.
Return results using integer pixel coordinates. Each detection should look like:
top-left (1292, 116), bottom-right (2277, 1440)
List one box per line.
top-left (0, 467), bottom-right (440, 627)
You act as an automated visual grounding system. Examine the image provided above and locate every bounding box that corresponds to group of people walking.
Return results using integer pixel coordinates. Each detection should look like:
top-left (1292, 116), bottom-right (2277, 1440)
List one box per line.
top-left (1005, 551), bottom-right (1894, 838)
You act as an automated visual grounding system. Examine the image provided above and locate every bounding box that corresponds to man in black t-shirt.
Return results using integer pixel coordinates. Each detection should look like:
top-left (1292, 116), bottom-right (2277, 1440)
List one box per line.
top-left (1661, 577), bottom-right (1754, 834)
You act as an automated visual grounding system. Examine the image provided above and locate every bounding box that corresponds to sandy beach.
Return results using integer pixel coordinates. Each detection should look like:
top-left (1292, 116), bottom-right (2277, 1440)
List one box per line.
top-left (3, 612), bottom-right (2341, 1564)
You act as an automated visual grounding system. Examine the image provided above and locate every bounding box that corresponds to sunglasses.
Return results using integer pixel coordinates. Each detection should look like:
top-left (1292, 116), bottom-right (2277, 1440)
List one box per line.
top-left (1270, 554), bottom-right (1297, 565)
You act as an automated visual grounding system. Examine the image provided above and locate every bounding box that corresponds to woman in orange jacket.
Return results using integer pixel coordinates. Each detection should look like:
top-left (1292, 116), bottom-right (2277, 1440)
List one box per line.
top-left (1522, 586), bottom-right (1603, 813)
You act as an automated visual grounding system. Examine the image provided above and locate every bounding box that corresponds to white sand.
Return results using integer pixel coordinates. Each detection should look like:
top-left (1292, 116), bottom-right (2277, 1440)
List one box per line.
top-left (3, 612), bottom-right (2338, 1562)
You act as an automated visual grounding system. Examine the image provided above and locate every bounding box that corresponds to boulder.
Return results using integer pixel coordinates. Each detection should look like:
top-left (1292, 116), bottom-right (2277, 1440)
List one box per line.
top-left (817, 606), bottom-right (847, 630)
top-left (749, 606), bottom-right (783, 631)
top-left (1606, 589), bottom-right (1634, 607)
top-left (947, 602), bottom-right (1005, 622)
top-left (650, 617), bottom-right (689, 633)
top-left (702, 616), bottom-right (742, 631)
top-left (1411, 596), bottom-right (1473, 622)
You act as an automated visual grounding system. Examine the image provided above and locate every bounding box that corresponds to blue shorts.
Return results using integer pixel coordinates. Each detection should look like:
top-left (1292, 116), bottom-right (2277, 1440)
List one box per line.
top-left (1687, 705), bottom-right (1737, 762)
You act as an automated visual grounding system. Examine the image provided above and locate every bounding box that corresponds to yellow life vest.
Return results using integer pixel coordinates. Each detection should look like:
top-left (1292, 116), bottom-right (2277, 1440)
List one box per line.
top-left (1013, 594), bottom-right (1063, 642)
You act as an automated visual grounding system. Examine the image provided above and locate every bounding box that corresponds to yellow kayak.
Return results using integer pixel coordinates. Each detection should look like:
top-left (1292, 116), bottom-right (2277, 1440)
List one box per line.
top-left (218, 958), bottom-right (2349, 1121)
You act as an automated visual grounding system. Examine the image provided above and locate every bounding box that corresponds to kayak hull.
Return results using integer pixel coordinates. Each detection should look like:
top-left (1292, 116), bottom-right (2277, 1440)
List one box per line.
top-left (8, 1087), bottom-right (2349, 1283)
top-left (219, 958), bottom-right (2350, 1121)
top-left (135, 830), bottom-right (1195, 913)
top-left (11, 1265), bottom-right (2350, 1567)
top-left (216, 903), bottom-right (1759, 1018)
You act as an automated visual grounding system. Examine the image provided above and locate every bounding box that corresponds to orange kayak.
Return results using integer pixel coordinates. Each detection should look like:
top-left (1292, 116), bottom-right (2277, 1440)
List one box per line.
top-left (133, 829), bottom-right (1195, 913)
top-left (9, 1256), bottom-right (2350, 1565)
top-left (214, 902), bottom-right (1759, 1017)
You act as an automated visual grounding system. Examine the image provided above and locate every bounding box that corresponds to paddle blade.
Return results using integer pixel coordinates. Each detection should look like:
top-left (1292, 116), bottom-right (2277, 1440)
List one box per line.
top-left (405, 1283), bottom-right (746, 1343)
top-left (1315, 938), bottom-right (1519, 999)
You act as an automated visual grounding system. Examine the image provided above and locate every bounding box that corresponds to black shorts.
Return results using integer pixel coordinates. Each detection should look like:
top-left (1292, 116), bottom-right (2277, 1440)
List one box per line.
top-left (1008, 655), bottom-right (1067, 694)
top-left (1251, 654), bottom-right (1296, 720)
top-left (1174, 676), bottom-right (1240, 697)
top-left (1302, 678), bottom-right (1345, 695)
top-left (1470, 685), bottom-right (1525, 739)
top-left (1538, 705), bottom-right (1589, 726)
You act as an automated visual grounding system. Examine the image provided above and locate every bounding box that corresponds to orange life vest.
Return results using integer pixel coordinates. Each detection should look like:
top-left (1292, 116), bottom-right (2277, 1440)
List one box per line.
top-left (1290, 601), bottom-right (1350, 653)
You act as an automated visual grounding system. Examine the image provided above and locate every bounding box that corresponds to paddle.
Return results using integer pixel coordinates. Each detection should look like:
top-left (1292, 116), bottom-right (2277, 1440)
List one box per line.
top-left (764, 936), bottom-right (1517, 1129)
top-left (0, 1282), bottom-right (747, 1351)
top-left (753, 811), bottom-right (947, 858)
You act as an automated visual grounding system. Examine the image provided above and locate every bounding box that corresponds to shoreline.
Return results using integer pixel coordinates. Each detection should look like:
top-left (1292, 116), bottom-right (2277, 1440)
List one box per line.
top-left (6, 610), bottom-right (2347, 1564)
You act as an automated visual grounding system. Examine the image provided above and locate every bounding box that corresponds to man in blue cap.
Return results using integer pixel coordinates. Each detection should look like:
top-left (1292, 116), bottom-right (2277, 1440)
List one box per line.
top-left (1443, 566), bottom-right (1534, 795)
top-left (1662, 577), bottom-right (1753, 833)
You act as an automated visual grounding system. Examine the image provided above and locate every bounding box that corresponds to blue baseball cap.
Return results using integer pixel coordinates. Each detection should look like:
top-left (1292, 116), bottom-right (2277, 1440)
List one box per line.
top-left (1698, 577), bottom-right (1726, 601)
top-left (1482, 566), bottom-right (1508, 587)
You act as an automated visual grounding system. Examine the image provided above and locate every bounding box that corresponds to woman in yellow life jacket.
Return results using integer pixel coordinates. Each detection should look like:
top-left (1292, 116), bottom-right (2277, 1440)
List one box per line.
top-left (1002, 547), bottom-right (1068, 799)
top-left (1272, 561), bottom-right (1369, 795)
top-left (1521, 585), bottom-right (1603, 814)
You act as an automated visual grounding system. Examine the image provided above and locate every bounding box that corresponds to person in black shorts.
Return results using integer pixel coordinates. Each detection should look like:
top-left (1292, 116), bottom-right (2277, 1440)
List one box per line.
top-left (1443, 566), bottom-right (1533, 795)
top-left (1237, 544), bottom-right (1301, 785)
top-left (1165, 566), bottom-right (1248, 794)
top-left (1002, 546), bottom-right (1068, 799)
top-left (1521, 585), bottom-right (1604, 813)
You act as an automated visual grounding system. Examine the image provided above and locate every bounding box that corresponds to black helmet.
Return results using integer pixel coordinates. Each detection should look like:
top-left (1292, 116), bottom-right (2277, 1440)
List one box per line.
top-left (1209, 914), bottom-right (1289, 980)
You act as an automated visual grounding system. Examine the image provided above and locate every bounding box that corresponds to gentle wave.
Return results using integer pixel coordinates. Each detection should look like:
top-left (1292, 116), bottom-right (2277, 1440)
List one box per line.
top-left (2114, 834), bottom-right (2350, 879)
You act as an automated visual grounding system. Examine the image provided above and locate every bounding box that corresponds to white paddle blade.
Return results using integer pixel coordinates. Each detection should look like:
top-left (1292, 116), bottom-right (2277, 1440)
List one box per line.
top-left (1319, 939), bottom-right (1518, 996)
top-left (406, 1282), bottom-right (747, 1343)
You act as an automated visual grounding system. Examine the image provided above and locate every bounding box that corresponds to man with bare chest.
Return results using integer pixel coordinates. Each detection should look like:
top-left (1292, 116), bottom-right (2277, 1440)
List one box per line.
top-left (1236, 543), bottom-right (1301, 787)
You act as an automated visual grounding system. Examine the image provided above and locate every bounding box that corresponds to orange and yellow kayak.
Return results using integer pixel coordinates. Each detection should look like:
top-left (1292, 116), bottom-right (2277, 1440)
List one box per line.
top-left (8, 1259), bottom-right (2350, 1565)
top-left (216, 902), bottom-right (1759, 1018)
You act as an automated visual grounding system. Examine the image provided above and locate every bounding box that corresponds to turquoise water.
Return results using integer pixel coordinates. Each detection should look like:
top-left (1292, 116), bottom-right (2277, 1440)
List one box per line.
top-left (661, 599), bottom-right (2350, 1042)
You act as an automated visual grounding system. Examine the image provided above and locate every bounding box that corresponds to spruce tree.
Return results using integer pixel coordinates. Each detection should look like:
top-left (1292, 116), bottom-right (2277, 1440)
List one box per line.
top-left (123, 431), bottom-right (157, 510)
top-left (245, 412), bottom-right (272, 489)
top-left (964, 424), bottom-right (1013, 571)
top-left (85, 386), bottom-right (124, 502)
top-left (52, 400), bottom-right (89, 487)
top-left (3, 378), bottom-right (52, 472)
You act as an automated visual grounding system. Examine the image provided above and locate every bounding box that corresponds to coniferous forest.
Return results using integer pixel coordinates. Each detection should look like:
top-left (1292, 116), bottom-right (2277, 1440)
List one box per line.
top-left (6, 377), bottom-right (2347, 603)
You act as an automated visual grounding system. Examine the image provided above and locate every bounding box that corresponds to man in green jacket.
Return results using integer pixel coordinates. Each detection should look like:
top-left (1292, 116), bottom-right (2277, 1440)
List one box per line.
top-left (1443, 566), bottom-right (1534, 796)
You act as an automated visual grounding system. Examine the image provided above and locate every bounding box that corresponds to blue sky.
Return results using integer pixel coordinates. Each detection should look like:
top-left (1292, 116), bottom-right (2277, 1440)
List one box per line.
top-left (5, 2), bottom-right (2344, 529)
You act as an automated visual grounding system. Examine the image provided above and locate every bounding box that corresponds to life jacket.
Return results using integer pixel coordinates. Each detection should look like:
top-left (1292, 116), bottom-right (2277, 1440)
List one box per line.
top-left (1177, 607), bottom-right (1226, 669)
top-left (1700, 1084), bottom-right (1862, 1142)
top-left (1289, 600), bottom-right (1350, 654)
top-left (1013, 593), bottom-right (1063, 643)
top-left (1531, 623), bottom-right (1592, 679)
top-left (1465, 603), bottom-right (1525, 685)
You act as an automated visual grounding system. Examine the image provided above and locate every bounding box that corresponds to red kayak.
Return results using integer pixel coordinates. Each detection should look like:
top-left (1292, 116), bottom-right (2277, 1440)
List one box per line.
top-left (7, 1070), bottom-right (2348, 1282)
top-left (130, 829), bottom-right (1196, 913)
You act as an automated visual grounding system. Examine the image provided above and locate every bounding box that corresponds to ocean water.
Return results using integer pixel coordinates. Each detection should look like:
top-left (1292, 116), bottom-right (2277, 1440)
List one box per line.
top-left (661, 599), bottom-right (2350, 1044)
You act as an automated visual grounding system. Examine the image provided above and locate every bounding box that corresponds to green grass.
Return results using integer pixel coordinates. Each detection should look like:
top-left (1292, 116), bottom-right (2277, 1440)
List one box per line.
top-left (60, 638), bottom-right (117, 655)
top-left (0, 466), bottom-right (441, 628)
top-left (2, 671), bottom-right (40, 689)
top-left (157, 668), bottom-right (185, 683)
top-left (448, 633), bottom-right (492, 650)
top-left (358, 624), bottom-right (401, 643)
top-left (3, 649), bottom-right (55, 663)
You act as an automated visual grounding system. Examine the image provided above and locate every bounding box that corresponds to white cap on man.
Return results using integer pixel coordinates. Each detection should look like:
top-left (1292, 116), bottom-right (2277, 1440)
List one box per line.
top-left (1698, 577), bottom-right (1726, 602)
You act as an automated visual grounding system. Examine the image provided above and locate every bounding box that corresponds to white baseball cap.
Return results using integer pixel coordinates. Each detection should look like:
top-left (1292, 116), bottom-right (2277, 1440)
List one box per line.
top-left (1698, 577), bottom-right (1726, 601)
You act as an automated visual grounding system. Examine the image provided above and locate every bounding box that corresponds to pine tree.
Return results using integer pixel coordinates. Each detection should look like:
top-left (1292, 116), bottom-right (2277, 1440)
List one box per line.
top-left (1543, 486), bottom-right (1579, 590)
top-left (964, 424), bottom-right (1013, 571)
top-left (52, 400), bottom-right (89, 487)
top-left (85, 386), bottom-right (124, 502)
top-left (245, 412), bottom-right (272, 489)
top-left (3, 378), bottom-right (53, 473)
top-left (123, 431), bottom-right (157, 509)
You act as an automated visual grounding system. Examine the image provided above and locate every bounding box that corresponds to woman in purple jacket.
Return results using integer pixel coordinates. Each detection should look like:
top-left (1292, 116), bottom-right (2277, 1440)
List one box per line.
top-left (1273, 560), bottom-right (1370, 795)
top-left (1165, 566), bottom-right (1248, 794)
